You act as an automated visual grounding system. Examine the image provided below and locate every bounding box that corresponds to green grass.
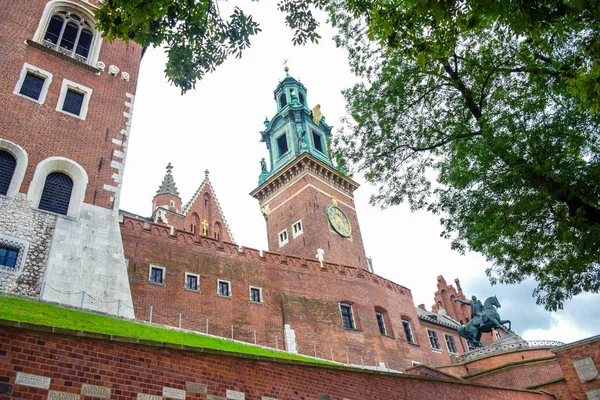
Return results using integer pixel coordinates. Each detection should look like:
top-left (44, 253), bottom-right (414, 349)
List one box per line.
top-left (0, 295), bottom-right (333, 365)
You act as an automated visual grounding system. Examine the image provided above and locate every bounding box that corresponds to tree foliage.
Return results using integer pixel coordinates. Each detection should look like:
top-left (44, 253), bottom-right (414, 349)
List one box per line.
top-left (329, 0), bottom-right (600, 310)
top-left (95, 0), bottom-right (325, 93)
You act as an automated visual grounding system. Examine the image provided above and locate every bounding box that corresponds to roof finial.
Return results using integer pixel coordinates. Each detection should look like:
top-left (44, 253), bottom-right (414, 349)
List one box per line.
top-left (204, 169), bottom-right (210, 180)
top-left (166, 162), bottom-right (173, 174)
top-left (283, 59), bottom-right (289, 76)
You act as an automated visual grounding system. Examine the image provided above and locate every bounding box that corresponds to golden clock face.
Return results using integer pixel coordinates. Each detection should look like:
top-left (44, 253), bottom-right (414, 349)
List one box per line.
top-left (326, 205), bottom-right (352, 238)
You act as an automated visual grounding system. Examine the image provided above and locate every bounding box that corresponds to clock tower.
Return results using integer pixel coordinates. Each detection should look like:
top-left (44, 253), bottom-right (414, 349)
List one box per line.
top-left (250, 68), bottom-right (369, 270)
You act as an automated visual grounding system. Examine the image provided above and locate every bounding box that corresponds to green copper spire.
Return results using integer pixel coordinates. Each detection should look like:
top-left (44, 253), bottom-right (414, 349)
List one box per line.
top-left (156, 163), bottom-right (180, 197)
top-left (257, 66), bottom-right (334, 184)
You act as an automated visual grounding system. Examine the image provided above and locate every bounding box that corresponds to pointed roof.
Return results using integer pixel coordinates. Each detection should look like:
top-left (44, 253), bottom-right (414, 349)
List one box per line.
top-left (182, 169), bottom-right (235, 243)
top-left (155, 163), bottom-right (180, 198)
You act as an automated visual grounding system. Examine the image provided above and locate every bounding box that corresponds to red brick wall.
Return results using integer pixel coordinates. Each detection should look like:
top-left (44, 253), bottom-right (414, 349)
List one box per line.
top-left (122, 214), bottom-right (452, 370)
top-left (0, 0), bottom-right (142, 208)
top-left (554, 335), bottom-right (600, 399)
top-left (0, 328), bottom-right (555, 400)
top-left (468, 359), bottom-right (563, 389)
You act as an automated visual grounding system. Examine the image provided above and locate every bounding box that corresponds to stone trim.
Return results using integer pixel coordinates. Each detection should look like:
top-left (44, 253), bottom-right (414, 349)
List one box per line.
top-left (0, 139), bottom-right (28, 198)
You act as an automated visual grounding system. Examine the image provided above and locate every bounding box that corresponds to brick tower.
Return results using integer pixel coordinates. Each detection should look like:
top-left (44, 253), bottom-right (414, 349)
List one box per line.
top-left (0, 0), bottom-right (142, 317)
top-left (250, 67), bottom-right (368, 269)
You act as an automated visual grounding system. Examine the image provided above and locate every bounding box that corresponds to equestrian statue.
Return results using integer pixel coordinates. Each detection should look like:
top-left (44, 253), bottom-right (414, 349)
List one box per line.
top-left (454, 295), bottom-right (512, 348)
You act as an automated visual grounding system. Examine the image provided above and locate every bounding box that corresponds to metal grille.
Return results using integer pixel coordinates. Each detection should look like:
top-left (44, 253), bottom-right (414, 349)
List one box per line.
top-left (0, 246), bottom-right (18, 269)
top-left (38, 172), bottom-right (73, 215)
top-left (19, 73), bottom-right (45, 100)
top-left (0, 150), bottom-right (16, 195)
top-left (340, 303), bottom-right (355, 329)
top-left (62, 89), bottom-right (84, 115)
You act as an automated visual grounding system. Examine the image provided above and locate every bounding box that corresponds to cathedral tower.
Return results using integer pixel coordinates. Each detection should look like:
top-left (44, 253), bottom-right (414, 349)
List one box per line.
top-left (251, 68), bottom-right (368, 270)
top-left (0, 0), bottom-right (141, 316)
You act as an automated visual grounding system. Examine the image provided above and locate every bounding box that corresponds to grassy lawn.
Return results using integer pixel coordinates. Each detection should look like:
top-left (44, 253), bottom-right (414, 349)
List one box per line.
top-left (0, 295), bottom-right (333, 365)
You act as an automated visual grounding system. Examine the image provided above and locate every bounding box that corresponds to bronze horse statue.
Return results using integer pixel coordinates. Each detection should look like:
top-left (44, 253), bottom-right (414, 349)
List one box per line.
top-left (458, 295), bottom-right (512, 348)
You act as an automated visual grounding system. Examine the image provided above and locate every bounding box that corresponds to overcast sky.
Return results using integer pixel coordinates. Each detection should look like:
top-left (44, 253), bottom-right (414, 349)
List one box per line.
top-left (119, 1), bottom-right (600, 344)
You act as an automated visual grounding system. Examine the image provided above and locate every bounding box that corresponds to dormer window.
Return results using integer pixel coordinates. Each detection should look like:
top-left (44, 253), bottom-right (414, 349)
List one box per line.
top-left (42, 11), bottom-right (94, 63)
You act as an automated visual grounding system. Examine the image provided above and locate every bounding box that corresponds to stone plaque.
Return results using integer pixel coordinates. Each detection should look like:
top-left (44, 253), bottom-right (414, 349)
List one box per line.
top-left (226, 391), bottom-right (244, 400)
top-left (319, 395), bottom-right (331, 400)
top-left (14, 373), bottom-right (51, 389)
top-left (0, 383), bottom-right (13, 396)
top-left (587, 388), bottom-right (600, 400)
top-left (48, 391), bottom-right (80, 400)
top-left (206, 396), bottom-right (225, 400)
top-left (185, 383), bottom-right (206, 394)
top-left (574, 357), bottom-right (599, 382)
top-left (81, 384), bottom-right (111, 399)
top-left (162, 388), bottom-right (185, 400)
top-left (137, 394), bottom-right (162, 400)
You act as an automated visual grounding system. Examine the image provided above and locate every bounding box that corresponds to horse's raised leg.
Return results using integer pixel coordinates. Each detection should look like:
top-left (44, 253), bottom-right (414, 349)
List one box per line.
top-left (488, 316), bottom-right (510, 334)
top-left (499, 319), bottom-right (511, 331)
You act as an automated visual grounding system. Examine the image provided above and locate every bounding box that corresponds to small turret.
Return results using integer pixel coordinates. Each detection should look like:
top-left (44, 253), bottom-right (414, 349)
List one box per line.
top-left (152, 163), bottom-right (182, 218)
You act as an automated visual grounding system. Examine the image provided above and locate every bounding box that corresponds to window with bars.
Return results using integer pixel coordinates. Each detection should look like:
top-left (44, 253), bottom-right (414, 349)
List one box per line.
top-left (185, 273), bottom-right (199, 291)
top-left (340, 302), bottom-right (355, 329)
top-left (250, 287), bottom-right (262, 303)
top-left (149, 266), bottom-right (164, 284)
top-left (19, 73), bottom-right (46, 101)
top-left (0, 150), bottom-right (16, 196)
top-left (42, 11), bottom-right (94, 63)
top-left (375, 311), bottom-right (386, 335)
top-left (445, 334), bottom-right (458, 354)
top-left (218, 280), bottom-right (231, 297)
top-left (0, 246), bottom-right (19, 269)
top-left (427, 329), bottom-right (441, 350)
top-left (38, 172), bottom-right (73, 215)
top-left (402, 319), bottom-right (415, 344)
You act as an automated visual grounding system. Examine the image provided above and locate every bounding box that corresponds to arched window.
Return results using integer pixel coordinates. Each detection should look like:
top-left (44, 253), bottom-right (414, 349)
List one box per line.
top-left (42, 10), bottom-right (95, 63)
top-left (191, 212), bottom-right (200, 234)
top-left (279, 92), bottom-right (287, 108)
top-left (299, 92), bottom-right (305, 105)
top-left (39, 172), bottom-right (73, 215)
top-left (214, 221), bottom-right (222, 241)
top-left (0, 150), bottom-right (17, 196)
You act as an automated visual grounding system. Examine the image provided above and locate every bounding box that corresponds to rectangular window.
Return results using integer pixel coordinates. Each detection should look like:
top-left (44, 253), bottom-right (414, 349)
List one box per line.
top-left (249, 286), bottom-right (262, 303)
top-left (445, 334), bottom-right (458, 354)
top-left (218, 279), bottom-right (231, 297)
top-left (19, 73), bottom-right (46, 100)
top-left (312, 131), bottom-right (324, 153)
top-left (185, 273), bottom-right (199, 291)
top-left (276, 134), bottom-right (289, 157)
top-left (278, 229), bottom-right (288, 247)
top-left (340, 303), bottom-right (355, 329)
top-left (62, 89), bottom-right (84, 115)
top-left (402, 319), bottom-right (414, 343)
top-left (466, 340), bottom-right (476, 351)
top-left (0, 246), bottom-right (19, 269)
top-left (149, 265), bottom-right (165, 284)
top-left (376, 312), bottom-right (386, 335)
top-left (427, 329), bottom-right (441, 350)
top-left (292, 220), bottom-right (303, 238)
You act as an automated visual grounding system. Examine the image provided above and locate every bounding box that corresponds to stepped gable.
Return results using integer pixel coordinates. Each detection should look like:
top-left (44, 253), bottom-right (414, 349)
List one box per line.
top-left (182, 169), bottom-right (234, 243)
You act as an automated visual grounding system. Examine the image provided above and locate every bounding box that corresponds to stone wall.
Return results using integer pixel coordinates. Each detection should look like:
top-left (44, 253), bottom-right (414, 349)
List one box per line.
top-left (0, 327), bottom-right (555, 400)
top-left (0, 193), bottom-right (56, 296)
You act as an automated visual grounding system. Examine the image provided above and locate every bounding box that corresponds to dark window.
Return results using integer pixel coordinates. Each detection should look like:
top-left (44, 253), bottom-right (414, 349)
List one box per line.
top-left (150, 267), bottom-right (164, 284)
top-left (62, 89), bottom-right (85, 115)
top-left (299, 92), bottom-right (305, 105)
top-left (218, 280), bottom-right (230, 296)
top-left (402, 319), bottom-right (414, 343)
top-left (312, 131), bottom-right (324, 153)
top-left (19, 73), bottom-right (45, 101)
top-left (279, 93), bottom-right (287, 108)
top-left (42, 12), bottom-right (94, 61)
top-left (466, 340), bottom-right (476, 351)
top-left (376, 312), bottom-right (386, 335)
top-left (445, 334), bottom-right (458, 353)
top-left (0, 150), bottom-right (17, 196)
top-left (38, 172), bottom-right (73, 215)
top-left (340, 303), bottom-right (355, 329)
top-left (185, 274), bottom-right (198, 290)
top-left (428, 330), bottom-right (441, 349)
top-left (0, 246), bottom-right (19, 269)
top-left (277, 134), bottom-right (288, 157)
top-left (250, 287), bottom-right (261, 302)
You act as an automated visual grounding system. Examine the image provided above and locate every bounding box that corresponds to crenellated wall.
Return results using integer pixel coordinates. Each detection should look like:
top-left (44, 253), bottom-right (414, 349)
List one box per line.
top-left (120, 213), bottom-right (462, 370)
